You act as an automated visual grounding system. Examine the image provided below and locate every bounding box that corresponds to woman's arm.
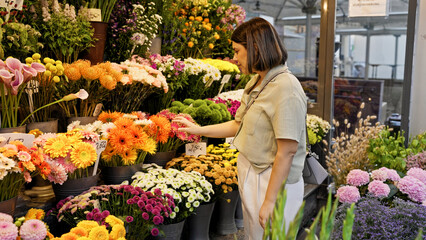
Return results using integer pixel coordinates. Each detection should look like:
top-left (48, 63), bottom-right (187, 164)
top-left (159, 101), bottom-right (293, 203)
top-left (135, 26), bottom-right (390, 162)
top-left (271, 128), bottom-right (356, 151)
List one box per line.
top-left (258, 138), bottom-right (299, 229)
top-left (173, 116), bottom-right (241, 138)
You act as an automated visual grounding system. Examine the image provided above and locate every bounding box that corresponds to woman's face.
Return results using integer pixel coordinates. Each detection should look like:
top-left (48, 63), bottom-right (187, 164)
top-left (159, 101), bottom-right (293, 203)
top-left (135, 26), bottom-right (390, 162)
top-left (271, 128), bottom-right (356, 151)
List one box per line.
top-left (232, 42), bottom-right (248, 74)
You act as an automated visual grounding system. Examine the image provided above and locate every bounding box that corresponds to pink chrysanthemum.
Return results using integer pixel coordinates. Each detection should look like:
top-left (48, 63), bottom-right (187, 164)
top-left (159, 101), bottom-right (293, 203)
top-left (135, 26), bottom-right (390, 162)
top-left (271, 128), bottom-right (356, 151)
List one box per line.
top-left (346, 169), bottom-right (370, 186)
top-left (407, 167), bottom-right (426, 185)
top-left (19, 219), bottom-right (47, 240)
top-left (46, 160), bottom-right (68, 185)
top-left (371, 169), bottom-right (388, 181)
top-left (380, 167), bottom-right (401, 181)
top-left (368, 180), bottom-right (390, 197)
top-left (0, 213), bottom-right (13, 222)
top-left (336, 186), bottom-right (361, 203)
top-left (0, 221), bottom-right (18, 240)
top-left (33, 133), bottom-right (57, 147)
top-left (397, 176), bottom-right (426, 203)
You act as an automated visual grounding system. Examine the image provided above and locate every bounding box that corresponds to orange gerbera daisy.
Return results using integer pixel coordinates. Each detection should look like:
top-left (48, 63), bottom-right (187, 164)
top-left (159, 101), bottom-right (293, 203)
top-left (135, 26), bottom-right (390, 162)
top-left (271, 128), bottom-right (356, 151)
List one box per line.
top-left (114, 117), bottom-right (134, 130)
top-left (39, 161), bottom-right (51, 176)
top-left (30, 148), bottom-right (44, 166)
top-left (98, 111), bottom-right (123, 123)
top-left (101, 144), bottom-right (116, 161)
top-left (145, 115), bottom-right (171, 144)
top-left (108, 128), bottom-right (133, 155)
top-left (70, 142), bottom-right (97, 169)
top-left (128, 125), bottom-right (148, 147)
top-left (120, 149), bottom-right (138, 165)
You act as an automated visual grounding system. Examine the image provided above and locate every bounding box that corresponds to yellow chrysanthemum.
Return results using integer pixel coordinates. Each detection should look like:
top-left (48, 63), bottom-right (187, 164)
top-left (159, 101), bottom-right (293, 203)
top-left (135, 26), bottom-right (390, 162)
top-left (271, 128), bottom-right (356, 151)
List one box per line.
top-left (120, 149), bottom-right (137, 165)
top-left (88, 226), bottom-right (109, 240)
top-left (105, 215), bottom-right (124, 227)
top-left (109, 224), bottom-right (126, 239)
top-left (70, 226), bottom-right (88, 237)
top-left (76, 237), bottom-right (91, 240)
top-left (25, 208), bottom-right (45, 220)
top-left (70, 142), bottom-right (97, 169)
top-left (28, 129), bottom-right (43, 138)
top-left (138, 137), bottom-right (156, 154)
top-left (101, 144), bottom-right (116, 161)
top-left (76, 220), bottom-right (99, 232)
top-left (44, 135), bottom-right (72, 158)
top-left (61, 232), bottom-right (79, 240)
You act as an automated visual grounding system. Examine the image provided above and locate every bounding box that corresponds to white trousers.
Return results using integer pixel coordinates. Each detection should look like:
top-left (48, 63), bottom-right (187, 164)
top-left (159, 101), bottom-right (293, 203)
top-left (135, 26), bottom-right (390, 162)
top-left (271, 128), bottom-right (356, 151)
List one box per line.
top-left (237, 153), bottom-right (304, 240)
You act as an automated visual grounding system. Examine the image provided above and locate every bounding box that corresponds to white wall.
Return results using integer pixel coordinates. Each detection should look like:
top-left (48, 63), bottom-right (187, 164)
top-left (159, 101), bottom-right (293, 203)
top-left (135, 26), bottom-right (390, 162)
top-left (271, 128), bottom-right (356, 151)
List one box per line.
top-left (409, 0), bottom-right (426, 136)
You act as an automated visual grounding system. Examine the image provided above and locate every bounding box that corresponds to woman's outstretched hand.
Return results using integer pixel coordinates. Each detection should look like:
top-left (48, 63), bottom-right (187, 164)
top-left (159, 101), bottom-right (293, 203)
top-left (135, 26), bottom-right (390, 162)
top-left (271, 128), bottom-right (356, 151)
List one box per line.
top-left (172, 116), bottom-right (203, 135)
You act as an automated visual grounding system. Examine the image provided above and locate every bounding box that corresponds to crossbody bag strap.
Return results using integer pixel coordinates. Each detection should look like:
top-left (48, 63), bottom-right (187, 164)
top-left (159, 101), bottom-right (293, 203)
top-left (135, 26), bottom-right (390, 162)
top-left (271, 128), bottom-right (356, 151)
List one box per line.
top-left (240, 70), bottom-right (288, 120)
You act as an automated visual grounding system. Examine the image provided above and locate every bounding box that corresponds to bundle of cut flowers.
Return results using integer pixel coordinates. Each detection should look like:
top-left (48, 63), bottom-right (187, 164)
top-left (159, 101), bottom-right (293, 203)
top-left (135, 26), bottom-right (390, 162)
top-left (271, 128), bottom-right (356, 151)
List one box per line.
top-left (0, 209), bottom-right (55, 240)
top-left (129, 166), bottom-right (214, 224)
top-left (103, 60), bottom-right (168, 113)
top-left (33, 128), bottom-right (100, 184)
top-left (146, 110), bottom-right (201, 152)
top-left (168, 98), bottom-right (231, 126)
top-left (132, 54), bottom-right (187, 112)
top-left (0, 137), bottom-right (50, 201)
top-left (306, 114), bottom-right (331, 145)
top-left (21, 54), bottom-right (64, 123)
top-left (174, 58), bottom-right (221, 101)
top-left (0, 57), bottom-right (46, 128)
top-left (336, 167), bottom-right (426, 204)
top-left (60, 60), bottom-right (122, 117)
top-left (52, 215), bottom-right (127, 240)
top-left (52, 184), bottom-right (174, 239)
top-left (166, 153), bottom-right (238, 199)
top-left (200, 58), bottom-right (240, 97)
top-left (91, 113), bottom-right (157, 167)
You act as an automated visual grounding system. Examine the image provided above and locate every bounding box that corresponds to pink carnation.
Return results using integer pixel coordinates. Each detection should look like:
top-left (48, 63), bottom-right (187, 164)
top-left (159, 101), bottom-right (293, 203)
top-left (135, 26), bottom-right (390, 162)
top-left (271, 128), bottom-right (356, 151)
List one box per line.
top-left (371, 169), bottom-right (387, 181)
top-left (380, 167), bottom-right (400, 181)
top-left (0, 221), bottom-right (18, 240)
top-left (368, 180), bottom-right (390, 197)
top-left (397, 176), bottom-right (426, 203)
top-left (407, 167), bottom-right (426, 185)
top-left (46, 160), bottom-right (68, 184)
top-left (19, 219), bottom-right (47, 240)
top-left (336, 186), bottom-right (361, 203)
top-left (346, 169), bottom-right (370, 186)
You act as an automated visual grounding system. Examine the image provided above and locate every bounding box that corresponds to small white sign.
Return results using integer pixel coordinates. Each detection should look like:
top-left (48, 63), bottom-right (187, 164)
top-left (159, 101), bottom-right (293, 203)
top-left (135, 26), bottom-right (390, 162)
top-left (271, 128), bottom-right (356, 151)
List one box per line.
top-left (221, 74), bottom-right (232, 84)
top-left (185, 142), bottom-right (207, 157)
top-left (225, 137), bottom-right (236, 149)
top-left (349, 0), bottom-right (389, 17)
top-left (93, 140), bottom-right (107, 176)
top-left (87, 8), bottom-right (102, 22)
top-left (0, 133), bottom-right (35, 148)
top-left (0, 0), bottom-right (24, 10)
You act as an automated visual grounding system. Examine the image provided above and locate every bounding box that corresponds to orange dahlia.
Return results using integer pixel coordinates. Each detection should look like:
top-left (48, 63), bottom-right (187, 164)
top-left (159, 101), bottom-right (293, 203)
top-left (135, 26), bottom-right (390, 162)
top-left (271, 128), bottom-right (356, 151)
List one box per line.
top-left (99, 74), bottom-right (117, 90)
top-left (64, 65), bottom-right (81, 81)
top-left (81, 66), bottom-right (101, 81)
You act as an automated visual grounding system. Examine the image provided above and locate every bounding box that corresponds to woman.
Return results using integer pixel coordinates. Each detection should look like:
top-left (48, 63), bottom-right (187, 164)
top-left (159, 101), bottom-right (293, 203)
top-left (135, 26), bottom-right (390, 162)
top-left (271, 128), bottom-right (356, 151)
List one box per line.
top-left (174, 17), bottom-right (307, 239)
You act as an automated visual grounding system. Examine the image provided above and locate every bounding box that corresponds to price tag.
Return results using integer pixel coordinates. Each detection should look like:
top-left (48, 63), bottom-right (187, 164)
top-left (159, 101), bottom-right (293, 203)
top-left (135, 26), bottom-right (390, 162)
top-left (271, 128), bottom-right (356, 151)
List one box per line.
top-left (0, 133), bottom-right (35, 148)
top-left (92, 140), bottom-right (107, 176)
top-left (185, 142), bottom-right (206, 157)
top-left (0, 0), bottom-right (24, 10)
top-left (225, 137), bottom-right (236, 149)
top-left (93, 103), bottom-right (103, 117)
top-left (221, 74), bottom-right (232, 84)
top-left (87, 8), bottom-right (102, 21)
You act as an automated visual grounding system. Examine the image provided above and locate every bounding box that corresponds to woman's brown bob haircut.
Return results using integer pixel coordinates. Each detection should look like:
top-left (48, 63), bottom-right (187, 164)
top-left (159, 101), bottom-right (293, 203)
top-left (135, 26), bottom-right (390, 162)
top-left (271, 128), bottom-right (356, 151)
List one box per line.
top-left (231, 17), bottom-right (288, 74)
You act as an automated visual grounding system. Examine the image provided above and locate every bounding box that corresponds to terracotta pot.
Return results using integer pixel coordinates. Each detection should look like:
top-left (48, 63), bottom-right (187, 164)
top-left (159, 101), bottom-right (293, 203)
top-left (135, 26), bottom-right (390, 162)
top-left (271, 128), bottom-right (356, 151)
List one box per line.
top-left (0, 125), bottom-right (26, 133)
top-left (83, 21), bottom-right (108, 64)
top-left (26, 119), bottom-right (58, 133)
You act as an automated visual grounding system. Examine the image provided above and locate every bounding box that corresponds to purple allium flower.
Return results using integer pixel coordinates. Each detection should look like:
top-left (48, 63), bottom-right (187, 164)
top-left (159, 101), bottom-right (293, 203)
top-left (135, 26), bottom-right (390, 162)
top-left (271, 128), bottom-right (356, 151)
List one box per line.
top-left (397, 176), bottom-right (426, 203)
top-left (19, 219), bottom-right (47, 240)
top-left (336, 186), bottom-right (361, 203)
top-left (371, 169), bottom-right (387, 181)
top-left (142, 212), bottom-right (149, 220)
top-left (407, 167), bottom-right (426, 185)
top-left (346, 169), bottom-right (370, 186)
top-left (151, 227), bottom-right (159, 236)
top-left (126, 216), bottom-right (134, 223)
top-left (368, 180), bottom-right (390, 197)
top-left (0, 221), bottom-right (18, 240)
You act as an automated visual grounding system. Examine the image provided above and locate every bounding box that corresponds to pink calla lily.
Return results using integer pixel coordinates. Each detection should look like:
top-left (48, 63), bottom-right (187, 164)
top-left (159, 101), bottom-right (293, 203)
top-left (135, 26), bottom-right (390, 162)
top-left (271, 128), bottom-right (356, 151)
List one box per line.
top-left (0, 69), bottom-right (14, 85)
top-left (5, 58), bottom-right (23, 72)
top-left (10, 70), bottom-right (24, 95)
top-left (0, 60), bottom-right (6, 70)
top-left (23, 65), bottom-right (38, 82)
top-left (62, 89), bottom-right (89, 101)
top-left (31, 62), bottom-right (46, 73)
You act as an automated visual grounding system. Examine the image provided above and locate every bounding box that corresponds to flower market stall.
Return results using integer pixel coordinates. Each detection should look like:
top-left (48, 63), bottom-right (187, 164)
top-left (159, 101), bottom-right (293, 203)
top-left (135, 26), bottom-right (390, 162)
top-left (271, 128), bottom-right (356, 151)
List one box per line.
top-left (0, 0), bottom-right (425, 239)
